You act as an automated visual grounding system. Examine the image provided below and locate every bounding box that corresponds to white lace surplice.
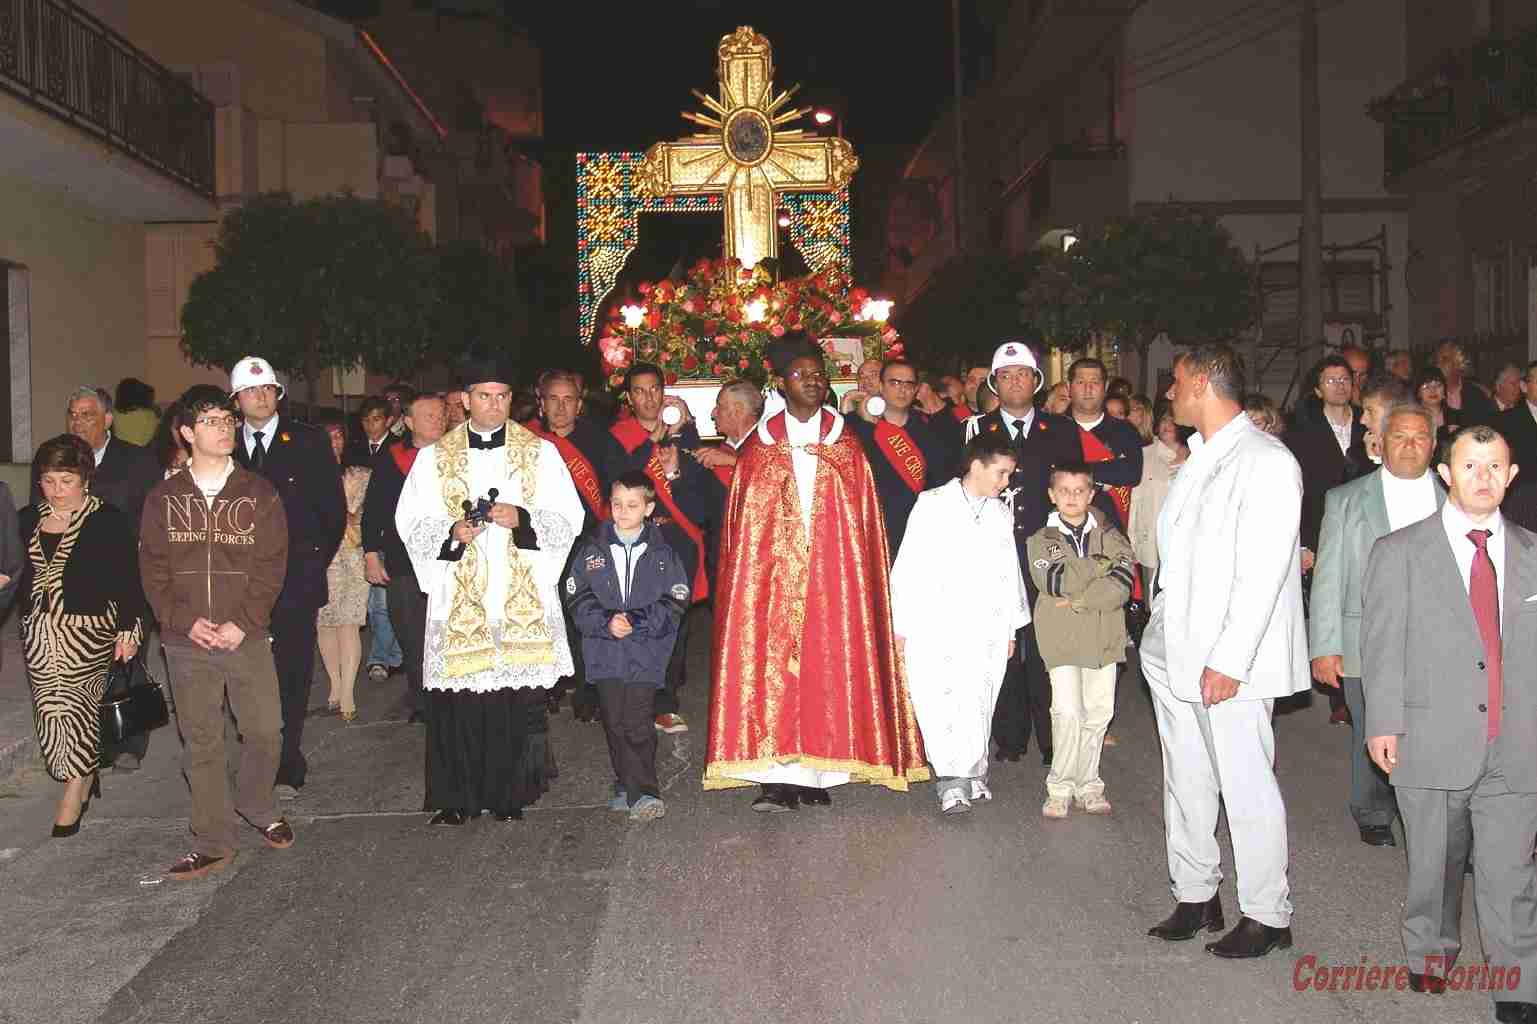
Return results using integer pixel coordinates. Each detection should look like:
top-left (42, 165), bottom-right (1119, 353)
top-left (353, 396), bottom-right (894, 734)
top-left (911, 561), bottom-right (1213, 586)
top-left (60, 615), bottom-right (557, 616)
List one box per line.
top-left (396, 430), bottom-right (582, 693)
top-left (890, 480), bottom-right (1030, 778)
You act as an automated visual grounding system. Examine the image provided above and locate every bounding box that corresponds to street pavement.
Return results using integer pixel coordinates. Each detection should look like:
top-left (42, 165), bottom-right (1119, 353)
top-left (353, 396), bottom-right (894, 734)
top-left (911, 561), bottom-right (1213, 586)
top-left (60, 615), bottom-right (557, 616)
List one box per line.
top-left (0, 610), bottom-right (1508, 1024)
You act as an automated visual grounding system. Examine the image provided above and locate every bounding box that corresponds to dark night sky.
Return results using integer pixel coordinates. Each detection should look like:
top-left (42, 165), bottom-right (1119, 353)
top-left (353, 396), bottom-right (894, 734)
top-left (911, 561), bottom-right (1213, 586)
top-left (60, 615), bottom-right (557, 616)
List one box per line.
top-left (516, 2), bottom-right (973, 150)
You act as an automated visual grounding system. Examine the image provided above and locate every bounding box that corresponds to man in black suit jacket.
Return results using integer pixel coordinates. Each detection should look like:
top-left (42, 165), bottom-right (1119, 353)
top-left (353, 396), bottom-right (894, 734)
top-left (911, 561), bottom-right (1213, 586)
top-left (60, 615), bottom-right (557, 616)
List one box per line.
top-left (965, 342), bottom-right (1082, 765)
top-left (1498, 362), bottom-right (1537, 532)
top-left (343, 396), bottom-right (396, 469)
top-left (37, 386), bottom-right (164, 768)
top-left (1285, 356), bottom-right (1370, 558)
top-left (229, 357), bottom-right (346, 794)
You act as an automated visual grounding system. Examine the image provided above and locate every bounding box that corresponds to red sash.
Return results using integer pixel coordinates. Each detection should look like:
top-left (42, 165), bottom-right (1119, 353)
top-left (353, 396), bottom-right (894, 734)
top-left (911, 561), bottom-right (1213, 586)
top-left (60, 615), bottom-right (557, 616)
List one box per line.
top-left (951, 403), bottom-right (972, 422)
top-left (1080, 424), bottom-right (1140, 599)
top-left (525, 420), bottom-right (608, 521)
top-left (611, 418), bottom-right (708, 603)
top-left (391, 443), bottom-right (420, 477)
top-left (711, 462), bottom-right (735, 489)
top-left (872, 419), bottom-right (926, 495)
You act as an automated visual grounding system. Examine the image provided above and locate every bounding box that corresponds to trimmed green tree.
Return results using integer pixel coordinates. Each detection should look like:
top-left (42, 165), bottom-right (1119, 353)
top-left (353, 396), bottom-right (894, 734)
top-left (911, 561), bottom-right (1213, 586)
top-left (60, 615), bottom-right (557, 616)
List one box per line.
top-left (181, 192), bottom-right (438, 394)
top-left (1021, 206), bottom-right (1257, 394)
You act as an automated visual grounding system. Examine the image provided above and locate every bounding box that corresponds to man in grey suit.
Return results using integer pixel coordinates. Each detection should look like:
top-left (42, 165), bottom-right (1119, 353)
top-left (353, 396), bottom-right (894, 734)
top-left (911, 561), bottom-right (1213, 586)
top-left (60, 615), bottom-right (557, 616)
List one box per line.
top-left (1310, 396), bottom-right (1441, 847)
top-left (1363, 425), bottom-right (1537, 1021)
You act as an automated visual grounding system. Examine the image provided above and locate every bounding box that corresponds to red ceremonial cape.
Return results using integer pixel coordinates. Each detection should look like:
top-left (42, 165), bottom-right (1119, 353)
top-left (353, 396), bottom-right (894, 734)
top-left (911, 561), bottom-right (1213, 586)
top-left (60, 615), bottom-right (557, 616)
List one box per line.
top-left (705, 410), bottom-right (929, 792)
top-left (610, 417), bottom-right (708, 602)
top-left (523, 419), bottom-right (609, 522)
top-left (873, 419), bottom-right (926, 495)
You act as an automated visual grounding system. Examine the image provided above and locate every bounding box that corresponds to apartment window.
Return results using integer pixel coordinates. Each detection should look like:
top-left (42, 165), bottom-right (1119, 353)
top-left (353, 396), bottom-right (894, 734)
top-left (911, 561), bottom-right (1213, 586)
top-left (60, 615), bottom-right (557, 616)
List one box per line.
top-left (1472, 244), bottom-right (1529, 336)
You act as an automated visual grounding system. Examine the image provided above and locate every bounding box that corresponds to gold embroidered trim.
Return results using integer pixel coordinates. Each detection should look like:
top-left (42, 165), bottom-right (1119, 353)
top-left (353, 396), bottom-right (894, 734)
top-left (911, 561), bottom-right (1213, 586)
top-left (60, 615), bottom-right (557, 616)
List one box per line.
top-left (702, 754), bottom-right (931, 793)
top-left (435, 422), bottom-right (554, 676)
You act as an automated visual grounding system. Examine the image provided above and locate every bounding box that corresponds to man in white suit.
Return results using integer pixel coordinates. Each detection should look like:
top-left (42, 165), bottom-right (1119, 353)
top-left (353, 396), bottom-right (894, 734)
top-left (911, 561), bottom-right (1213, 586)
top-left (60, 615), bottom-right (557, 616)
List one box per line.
top-left (1143, 343), bottom-right (1310, 959)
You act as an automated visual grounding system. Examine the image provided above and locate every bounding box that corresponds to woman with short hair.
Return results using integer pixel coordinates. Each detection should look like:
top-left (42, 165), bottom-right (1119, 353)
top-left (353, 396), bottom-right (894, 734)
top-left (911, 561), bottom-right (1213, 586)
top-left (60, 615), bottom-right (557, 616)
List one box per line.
top-left (21, 433), bottom-right (144, 836)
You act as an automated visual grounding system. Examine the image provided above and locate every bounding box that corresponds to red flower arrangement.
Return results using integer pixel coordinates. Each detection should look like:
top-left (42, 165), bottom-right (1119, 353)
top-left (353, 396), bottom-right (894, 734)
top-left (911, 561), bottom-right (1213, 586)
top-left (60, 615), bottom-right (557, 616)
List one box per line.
top-left (596, 258), bottom-right (899, 389)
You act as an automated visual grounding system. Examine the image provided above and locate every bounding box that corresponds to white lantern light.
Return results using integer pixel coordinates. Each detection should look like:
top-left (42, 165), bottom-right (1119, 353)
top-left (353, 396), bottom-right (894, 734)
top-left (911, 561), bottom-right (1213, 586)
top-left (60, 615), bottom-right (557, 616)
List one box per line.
top-left (744, 298), bottom-right (769, 323)
top-left (859, 298), bottom-right (894, 323)
top-left (620, 304), bottom-right (646, 329)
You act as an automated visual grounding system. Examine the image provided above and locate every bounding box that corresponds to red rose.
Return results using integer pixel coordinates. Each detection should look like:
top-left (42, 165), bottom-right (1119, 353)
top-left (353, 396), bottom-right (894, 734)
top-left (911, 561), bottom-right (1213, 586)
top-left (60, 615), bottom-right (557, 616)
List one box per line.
top-left (705, 351), bottom-right (718, 362)
top-left (645, 310), bottom-right (662, 329)
top-left (738, 358), bottom-right (750, 369)
top-left (703, 320), bottom-right (719, 334)
top-left (638, 282), bottom-right (653, 296)
top-left (715, 335), bottom-right (730, 348)
top-left (682, 355), bottom-right (699, 371)
top-left (770, 323), bottom-right (786, 337)
top-left (665, 372), bottom-right (678, 385)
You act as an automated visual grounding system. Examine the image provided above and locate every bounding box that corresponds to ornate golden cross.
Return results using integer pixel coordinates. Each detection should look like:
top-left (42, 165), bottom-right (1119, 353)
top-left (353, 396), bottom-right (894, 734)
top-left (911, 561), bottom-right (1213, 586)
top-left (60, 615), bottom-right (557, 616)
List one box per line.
top-left (636, 26), bottom-right (858, 271)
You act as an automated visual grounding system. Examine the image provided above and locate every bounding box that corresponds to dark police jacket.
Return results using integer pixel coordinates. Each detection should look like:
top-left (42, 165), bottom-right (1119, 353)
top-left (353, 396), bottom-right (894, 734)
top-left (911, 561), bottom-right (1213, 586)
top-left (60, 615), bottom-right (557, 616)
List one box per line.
top-left (564, 520), bottom-right (689, 686)
top-left (234, 417), bottom-right (345, 610)
top-left (969, 407), bottom-right (1082, 599)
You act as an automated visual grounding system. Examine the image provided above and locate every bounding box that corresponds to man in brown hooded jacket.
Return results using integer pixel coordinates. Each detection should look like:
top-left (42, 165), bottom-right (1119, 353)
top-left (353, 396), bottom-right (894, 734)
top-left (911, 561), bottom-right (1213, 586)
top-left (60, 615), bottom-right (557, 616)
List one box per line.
top-left (140, 384), bottom-right (290, 879)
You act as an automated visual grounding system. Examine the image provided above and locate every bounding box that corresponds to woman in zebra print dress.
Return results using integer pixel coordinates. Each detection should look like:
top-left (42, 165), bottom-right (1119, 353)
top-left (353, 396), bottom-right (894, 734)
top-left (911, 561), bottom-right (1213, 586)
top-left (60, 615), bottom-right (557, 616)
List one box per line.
top-left (21, 435), bottom-right (145, 836)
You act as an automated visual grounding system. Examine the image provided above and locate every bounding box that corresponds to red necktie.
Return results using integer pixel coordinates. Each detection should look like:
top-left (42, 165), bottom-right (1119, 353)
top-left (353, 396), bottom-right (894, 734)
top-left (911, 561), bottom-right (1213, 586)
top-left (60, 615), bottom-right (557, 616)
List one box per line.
top-left (1468, 528), bottom-right (1502, 740)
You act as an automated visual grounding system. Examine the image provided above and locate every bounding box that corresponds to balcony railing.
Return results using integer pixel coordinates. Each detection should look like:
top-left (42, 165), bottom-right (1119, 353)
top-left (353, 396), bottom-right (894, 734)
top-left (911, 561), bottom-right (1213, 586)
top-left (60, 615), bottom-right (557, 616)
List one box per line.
top-left (1371, 26), bottom-right (1537, 181)
top-left (0, 0), bottom-right (214, 198)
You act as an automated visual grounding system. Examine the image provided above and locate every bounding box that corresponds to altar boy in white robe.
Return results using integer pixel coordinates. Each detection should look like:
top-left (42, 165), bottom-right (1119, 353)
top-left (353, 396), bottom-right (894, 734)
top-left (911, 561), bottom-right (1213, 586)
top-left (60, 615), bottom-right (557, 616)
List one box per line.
top-left (892, 432), bottom-right (1030, 814)
top-left (396, 358), bottom-right (584, 826)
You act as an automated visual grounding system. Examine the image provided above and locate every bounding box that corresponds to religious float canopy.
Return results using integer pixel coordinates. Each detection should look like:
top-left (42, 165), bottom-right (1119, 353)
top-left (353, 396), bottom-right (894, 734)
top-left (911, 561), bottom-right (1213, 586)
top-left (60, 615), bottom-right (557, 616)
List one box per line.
top-left (576, 26), bottom-right (899, 422)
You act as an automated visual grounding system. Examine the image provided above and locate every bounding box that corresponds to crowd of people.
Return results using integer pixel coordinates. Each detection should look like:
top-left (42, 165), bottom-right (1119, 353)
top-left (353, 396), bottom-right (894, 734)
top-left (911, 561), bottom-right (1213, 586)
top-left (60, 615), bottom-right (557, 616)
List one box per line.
top-left (12, 333), bottom-right (1537, 1021)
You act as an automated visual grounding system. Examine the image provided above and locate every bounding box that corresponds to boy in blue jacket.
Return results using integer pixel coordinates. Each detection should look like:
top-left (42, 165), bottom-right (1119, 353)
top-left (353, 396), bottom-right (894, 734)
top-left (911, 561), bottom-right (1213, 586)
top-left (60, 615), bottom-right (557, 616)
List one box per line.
top-left (564, 471), bottom-right (690, 821)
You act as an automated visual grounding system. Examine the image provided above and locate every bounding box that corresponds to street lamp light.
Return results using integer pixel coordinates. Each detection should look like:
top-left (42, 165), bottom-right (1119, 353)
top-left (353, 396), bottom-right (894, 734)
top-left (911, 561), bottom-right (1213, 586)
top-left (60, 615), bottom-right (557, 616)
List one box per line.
top-left (777, 212), bottom-right (791, 228)
top-left (813, 109), bottom-right (834, 125)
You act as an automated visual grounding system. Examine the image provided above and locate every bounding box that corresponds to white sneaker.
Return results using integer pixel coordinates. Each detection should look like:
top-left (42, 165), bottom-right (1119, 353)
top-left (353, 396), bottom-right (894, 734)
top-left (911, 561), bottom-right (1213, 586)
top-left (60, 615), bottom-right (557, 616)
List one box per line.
top-left (969, 779), bottom-right (993, 802)
top-left (628, 795), bottom-right (666, 821)
top-left (940, 790), bottom-right (972, 815)
top-left (1041, 796), bottom-right (1070, 819)
top-left (1077, 793), bottom-right (1112, 815)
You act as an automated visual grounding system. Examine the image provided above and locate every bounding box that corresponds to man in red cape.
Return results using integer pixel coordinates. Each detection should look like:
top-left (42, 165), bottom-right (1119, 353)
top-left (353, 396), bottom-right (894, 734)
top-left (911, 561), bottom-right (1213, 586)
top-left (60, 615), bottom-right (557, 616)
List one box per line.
top-left (705, 335), bottom-right (929, 811)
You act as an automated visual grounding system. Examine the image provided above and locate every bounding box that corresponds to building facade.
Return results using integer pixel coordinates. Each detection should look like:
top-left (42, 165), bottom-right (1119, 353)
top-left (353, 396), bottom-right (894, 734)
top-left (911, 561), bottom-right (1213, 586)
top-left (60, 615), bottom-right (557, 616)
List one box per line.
top-left (885, 0), bottom-right (1410, 400)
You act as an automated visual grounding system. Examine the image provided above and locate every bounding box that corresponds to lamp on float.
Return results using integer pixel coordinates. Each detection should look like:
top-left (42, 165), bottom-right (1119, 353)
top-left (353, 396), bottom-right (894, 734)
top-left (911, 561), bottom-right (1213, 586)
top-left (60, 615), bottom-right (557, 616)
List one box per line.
top-left (858, 298), bottom-right (894, 323)
top-left (619, 304), bottom-right (646, 329)
top-left (777, 212), bottom-right (791, 228)
top-left (813, 109), bottom-right (834, 125)
top-left (744, 298), bottom-right (769, 323)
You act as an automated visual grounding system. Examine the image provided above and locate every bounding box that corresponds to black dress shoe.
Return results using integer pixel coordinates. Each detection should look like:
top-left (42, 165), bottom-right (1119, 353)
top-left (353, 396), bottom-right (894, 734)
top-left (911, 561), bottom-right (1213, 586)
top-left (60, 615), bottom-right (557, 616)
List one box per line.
top-left (1042, 751), bottom-right (1054, 769)
top-left (1205, 916), bottom-right (1293, 958)
top-left (428, 809), bottom-right (474, 826)
top-left (1148, 894), bottom-right (1225, 940)
top-left (751, 785), bottom-right (798, 813)
top-left (1407, 971), bottom-right (1447, 994)
top-left (1495, 1001), bottom-right (1537, 1023)
top-left (798, 787), bottom-right (832, 807)
top-left (1359, 825), bottom-right (1396, 847)
top-left (494, 809), bottom-right (524, 822)
top-left (407, 711), bottom-right (426, 724)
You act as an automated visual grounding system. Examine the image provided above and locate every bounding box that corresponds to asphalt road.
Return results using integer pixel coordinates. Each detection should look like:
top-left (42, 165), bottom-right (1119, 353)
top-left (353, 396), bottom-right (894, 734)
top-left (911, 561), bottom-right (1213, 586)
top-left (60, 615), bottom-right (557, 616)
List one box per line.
top-left (0, 612), bottom-right (1506, 1024)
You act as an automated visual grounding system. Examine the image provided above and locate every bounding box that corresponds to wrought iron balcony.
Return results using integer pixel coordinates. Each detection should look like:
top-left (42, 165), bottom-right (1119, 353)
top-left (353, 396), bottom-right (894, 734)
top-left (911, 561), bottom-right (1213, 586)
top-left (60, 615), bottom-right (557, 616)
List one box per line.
top-left (1370, 26), bottom-right (1537, 182)
top-left (0, 0), bottom-right (214, 198)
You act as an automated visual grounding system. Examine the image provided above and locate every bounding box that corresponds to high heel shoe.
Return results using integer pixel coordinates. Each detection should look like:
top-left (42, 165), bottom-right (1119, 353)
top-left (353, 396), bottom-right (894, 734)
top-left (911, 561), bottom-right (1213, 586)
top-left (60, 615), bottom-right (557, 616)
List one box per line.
top-left (51, 775), bottom-right (100, 838)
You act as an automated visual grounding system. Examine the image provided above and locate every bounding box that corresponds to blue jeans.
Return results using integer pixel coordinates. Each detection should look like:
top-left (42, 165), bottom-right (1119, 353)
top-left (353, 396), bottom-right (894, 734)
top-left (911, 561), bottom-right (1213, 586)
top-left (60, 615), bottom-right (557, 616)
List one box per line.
top-left (367, 585), bottom-right (401, 668)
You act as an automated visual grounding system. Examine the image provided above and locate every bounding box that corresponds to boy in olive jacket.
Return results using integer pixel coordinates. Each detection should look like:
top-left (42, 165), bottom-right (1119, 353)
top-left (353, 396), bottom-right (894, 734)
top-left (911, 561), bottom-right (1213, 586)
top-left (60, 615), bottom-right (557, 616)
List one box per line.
top-left (1026, 461), bottom-right (1134, 820)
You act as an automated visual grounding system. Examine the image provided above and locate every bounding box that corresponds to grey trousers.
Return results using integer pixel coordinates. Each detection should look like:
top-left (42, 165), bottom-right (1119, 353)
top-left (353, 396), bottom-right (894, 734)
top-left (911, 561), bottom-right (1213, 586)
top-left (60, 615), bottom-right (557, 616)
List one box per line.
top-left (1395, 735), bottom-right (1537, 1001)
top-left (1341, 677), bottom-right (1397, 829)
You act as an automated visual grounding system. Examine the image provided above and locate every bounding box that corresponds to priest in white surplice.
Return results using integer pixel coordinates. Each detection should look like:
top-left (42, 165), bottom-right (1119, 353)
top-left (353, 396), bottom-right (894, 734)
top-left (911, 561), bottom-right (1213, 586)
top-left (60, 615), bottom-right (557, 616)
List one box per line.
top-left (892, 431), bottom-right (1030, 815)
top-left (397, 359), bottom-right (583, 825)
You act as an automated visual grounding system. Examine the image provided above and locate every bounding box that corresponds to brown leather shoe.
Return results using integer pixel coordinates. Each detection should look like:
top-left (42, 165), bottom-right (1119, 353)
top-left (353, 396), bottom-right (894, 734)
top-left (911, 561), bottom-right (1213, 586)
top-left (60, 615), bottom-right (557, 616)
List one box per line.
top-left (260, 819), bottom-right (295, 849)
top-left (166, 851), bottom-right (232, 880)
top-left (1148, 894), bottom-right (1225, 941)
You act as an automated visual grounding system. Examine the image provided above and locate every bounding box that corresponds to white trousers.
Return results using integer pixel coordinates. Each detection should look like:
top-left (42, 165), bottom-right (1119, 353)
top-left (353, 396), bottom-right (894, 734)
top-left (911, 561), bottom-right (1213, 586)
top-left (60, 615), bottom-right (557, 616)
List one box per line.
top-left (1142, 642), bottom-right (1292, 928)
top-left (1045, 664), bottom-right (1117, 800)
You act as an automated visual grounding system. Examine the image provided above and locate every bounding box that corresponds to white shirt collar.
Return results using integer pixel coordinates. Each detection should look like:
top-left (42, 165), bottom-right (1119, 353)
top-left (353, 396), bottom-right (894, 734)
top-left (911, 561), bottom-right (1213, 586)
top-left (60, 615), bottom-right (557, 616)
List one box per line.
top-left (1074, 413), bottom-right (1105, 432)
top-left (1047, 509), bottom-right (1098, 535)
top-left (756, 406), bottom-right (843, 446)
top-left (187, 457), bottom-right (235, 498)
top-left (93, 432), bottom-right (111, 466)
top-left (1001, 406), bottom-right (1035, 438)
top-left (244, 414), bottom-right (278, 445)
top-left (1442, 498), bottom-right (1503, 543)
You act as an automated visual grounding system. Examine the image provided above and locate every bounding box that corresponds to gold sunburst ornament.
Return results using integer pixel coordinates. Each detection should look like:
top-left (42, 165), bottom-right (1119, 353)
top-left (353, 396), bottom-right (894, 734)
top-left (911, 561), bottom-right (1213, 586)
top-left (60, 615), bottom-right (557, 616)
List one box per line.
top-left (636, 26), bottom-right (859, 272)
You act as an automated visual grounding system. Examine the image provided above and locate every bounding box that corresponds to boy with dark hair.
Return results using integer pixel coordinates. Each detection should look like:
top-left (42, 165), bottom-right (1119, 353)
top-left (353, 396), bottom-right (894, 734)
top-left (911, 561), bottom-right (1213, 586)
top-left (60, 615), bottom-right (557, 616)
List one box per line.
top-left (140, 384), bottom-right (291, 878)
top-left (1026, 460), bottom-right (1135, 820)
top-left (564, 471), bottom-right (690, 821)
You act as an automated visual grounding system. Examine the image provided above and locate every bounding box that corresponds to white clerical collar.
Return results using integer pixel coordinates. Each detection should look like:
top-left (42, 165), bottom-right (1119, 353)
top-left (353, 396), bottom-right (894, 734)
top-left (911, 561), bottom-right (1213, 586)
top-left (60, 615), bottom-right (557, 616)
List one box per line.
top-left (757, 406), bottom-right (843, 446)
top-left (1074, 414), bottom-right (1105, 432)
top-left (469, 422), bottom-right (503, 442)
top-left (726, 433), bottom-right (750, 450)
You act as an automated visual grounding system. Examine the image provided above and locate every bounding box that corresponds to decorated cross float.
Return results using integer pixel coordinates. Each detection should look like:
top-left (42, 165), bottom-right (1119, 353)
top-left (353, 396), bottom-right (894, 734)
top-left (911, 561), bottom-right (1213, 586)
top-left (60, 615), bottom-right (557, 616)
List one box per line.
top-left (576, 26), bottom-right (900, 435)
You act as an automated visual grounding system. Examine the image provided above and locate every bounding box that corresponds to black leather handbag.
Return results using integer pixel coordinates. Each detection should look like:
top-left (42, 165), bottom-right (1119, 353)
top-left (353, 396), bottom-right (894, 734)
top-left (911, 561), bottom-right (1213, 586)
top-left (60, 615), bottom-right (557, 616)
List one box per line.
top-left (100, 655), bottom-right (168, 744)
